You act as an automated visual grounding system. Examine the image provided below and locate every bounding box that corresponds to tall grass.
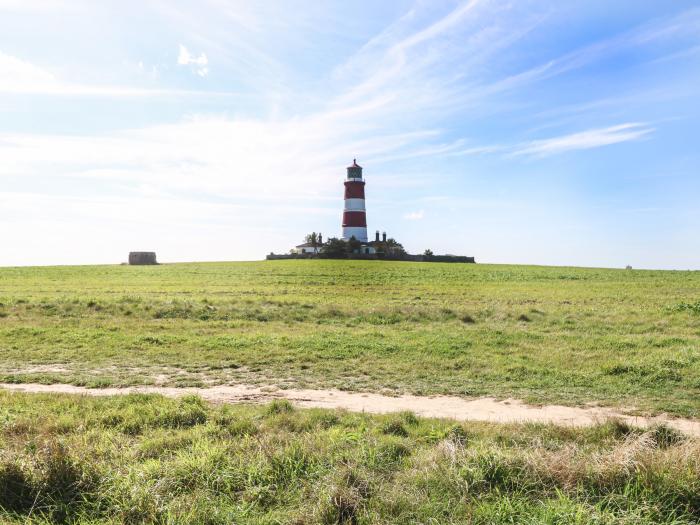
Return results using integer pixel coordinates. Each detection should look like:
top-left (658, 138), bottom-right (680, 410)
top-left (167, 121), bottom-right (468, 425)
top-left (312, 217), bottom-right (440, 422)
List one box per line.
top-left (0, 392), bottom-right (698, 524)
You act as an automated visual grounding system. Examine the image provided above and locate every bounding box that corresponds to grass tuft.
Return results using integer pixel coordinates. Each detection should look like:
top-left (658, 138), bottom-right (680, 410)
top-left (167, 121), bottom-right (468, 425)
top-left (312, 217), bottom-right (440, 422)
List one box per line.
top-left (460, 313), bottom-right (476, 324)
top-left (265, 399), bottom-right (295, 415)
top-left (381, 419), bottom-right (409, 437)
top-left (650, 424), bottom-right (686, 449)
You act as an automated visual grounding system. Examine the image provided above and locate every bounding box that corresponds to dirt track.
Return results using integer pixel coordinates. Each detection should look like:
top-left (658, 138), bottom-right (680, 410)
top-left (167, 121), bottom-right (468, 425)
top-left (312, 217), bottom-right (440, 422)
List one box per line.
top-left (2, 382), bottom-right (699, 437)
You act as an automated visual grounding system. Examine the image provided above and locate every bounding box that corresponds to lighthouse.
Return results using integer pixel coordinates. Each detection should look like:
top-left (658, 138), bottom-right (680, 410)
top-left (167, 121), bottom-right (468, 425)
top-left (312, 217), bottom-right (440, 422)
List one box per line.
top-left (342, 159), bottom-right (368, 242)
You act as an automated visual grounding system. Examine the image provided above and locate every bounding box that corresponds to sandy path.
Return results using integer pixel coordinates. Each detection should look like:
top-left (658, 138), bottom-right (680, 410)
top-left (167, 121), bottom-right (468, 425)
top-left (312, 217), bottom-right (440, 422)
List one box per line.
top-left (2, 382), bottom-right (699, 437)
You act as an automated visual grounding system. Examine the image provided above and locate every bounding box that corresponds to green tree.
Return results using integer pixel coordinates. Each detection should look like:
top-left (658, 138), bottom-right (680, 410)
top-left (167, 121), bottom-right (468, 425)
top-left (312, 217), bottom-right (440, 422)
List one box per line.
top-left (347, 236), bottom-right (362, 254)
top-left (304, 232), bottom-right (318, 247)
top-left (384, 238), bottom-right (406, 256)
top-left (321, 237), bottom-right (348, 258)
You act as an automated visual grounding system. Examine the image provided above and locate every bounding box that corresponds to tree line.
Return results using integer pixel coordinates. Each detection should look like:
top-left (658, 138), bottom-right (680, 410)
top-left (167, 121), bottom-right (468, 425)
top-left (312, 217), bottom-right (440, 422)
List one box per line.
top-left (301, 232), bottom-right (407, 258)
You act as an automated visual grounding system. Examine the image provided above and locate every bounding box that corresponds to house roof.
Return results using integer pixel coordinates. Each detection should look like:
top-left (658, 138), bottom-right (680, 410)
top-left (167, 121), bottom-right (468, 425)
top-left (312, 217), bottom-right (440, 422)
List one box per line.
top-left (295, 242), bottom-right (318, 248)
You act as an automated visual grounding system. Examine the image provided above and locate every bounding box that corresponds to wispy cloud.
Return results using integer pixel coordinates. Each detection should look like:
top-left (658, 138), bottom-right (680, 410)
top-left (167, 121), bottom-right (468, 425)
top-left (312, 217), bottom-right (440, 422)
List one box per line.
top-left (512, 123), bottom-right (655, 158)
top-left (403, 210), bottom-right (425, 220)
top-left (328, 1), bottom-right (551, 125)
top-left (177, 44), bottom-right (209, 77)
top-left (0, 51), bottom-right (58, 94)
top-left (0, 51), bottom-right (220, 96)
top-left (0, 0), bottom-right (76, 12)
top-left (488, 8), bottom-right (700, 98)
top-left (0, 112), bottom-right (440, 199)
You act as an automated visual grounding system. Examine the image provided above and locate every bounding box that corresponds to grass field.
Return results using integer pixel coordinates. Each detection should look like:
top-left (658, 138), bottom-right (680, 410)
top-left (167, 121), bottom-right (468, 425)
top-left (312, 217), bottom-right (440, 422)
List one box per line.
top-left (0, 260), bottom-right (699, 416)
top-left (1, 391), bottom-right (698, 524)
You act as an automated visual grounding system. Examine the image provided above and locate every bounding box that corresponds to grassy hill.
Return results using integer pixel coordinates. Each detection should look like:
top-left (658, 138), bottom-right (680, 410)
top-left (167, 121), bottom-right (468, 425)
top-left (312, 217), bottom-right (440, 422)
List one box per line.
top-left (0, 260), bottom-right (698, 417)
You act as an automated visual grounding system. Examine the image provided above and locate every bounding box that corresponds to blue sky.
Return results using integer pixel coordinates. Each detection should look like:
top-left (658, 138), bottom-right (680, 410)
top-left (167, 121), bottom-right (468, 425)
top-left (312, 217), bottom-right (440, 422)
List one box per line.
top-left (1, 0), bottom-right (698, 268)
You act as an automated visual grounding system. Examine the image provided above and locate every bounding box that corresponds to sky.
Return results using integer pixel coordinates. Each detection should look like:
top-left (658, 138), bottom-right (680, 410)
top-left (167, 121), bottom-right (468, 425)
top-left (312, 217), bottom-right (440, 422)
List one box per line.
top-left (0, 0), bottom-right (699, 269)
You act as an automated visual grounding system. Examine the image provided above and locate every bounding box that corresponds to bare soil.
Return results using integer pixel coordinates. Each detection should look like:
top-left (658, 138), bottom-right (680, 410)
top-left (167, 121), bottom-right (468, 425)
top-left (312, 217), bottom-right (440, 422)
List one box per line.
top-left (2, 382), bottom-right (699, 436)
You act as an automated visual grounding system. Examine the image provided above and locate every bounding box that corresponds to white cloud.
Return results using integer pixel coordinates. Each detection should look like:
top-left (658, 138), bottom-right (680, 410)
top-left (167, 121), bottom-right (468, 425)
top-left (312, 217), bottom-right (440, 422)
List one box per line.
top-left (378, 123), bottom-right (654, 162)
top-left (380, 123), bottom-right (655, 162)
top-left (0, 50), bottom-right (215, 96)
top-left (0, 109), bottom-right (439, 205)
top-left (0, 0), bottom-right (75, 12)
top-left (403, 210), bottom-right (425, 220)
top-left (512, 123), bottom-right (655, 158)
top-left (0, 51), bottom-right (60, 93)
top-left (178, 44), bottom-right (209, 76)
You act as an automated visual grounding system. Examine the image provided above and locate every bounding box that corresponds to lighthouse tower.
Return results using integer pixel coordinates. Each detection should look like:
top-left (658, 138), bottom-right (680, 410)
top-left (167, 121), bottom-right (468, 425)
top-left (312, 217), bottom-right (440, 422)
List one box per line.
top-left (342, 159), bottom-right (368, 242)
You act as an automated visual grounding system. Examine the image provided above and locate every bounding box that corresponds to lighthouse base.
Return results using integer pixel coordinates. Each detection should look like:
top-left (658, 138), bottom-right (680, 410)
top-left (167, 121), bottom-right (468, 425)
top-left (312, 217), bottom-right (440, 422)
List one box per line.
top-left (342, 227), bottom-right (368, 242)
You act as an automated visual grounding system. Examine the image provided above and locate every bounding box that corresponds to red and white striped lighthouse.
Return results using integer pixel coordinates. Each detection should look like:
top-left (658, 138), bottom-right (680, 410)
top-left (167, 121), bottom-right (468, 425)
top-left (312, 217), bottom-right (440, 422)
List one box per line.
top-left (342, 159), bottom-right (368, 242)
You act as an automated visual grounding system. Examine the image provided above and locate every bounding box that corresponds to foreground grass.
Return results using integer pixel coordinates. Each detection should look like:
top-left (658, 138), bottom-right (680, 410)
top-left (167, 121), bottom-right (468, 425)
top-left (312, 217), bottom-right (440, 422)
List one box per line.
top-left (0, 261), bottom-right (699, 416)
top-left (0, 392), bottom-right (698, 524)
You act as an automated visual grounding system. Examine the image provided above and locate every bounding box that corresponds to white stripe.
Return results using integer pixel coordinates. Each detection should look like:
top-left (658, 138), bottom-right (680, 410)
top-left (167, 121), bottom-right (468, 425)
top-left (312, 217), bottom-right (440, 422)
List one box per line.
top-left (342, 227), bottom-right (368, 242)
top-left (344, 198), bottom-right (365, 211)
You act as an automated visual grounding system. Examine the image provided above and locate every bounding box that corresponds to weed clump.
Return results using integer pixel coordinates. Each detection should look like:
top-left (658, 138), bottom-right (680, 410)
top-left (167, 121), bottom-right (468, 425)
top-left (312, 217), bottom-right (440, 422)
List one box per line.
top-left (672, 301), bottom-right (700, 314)
top-left (445, 424), bottom-right (470, 446)
top-left (650, 424), bottom-right (686, 449)
top-left (0, 442), bottom-right (97, 522)
top-left (0, 461), bottom-right (34, 513)
top-left (381, 419), bottom-right (408, 437)
top-left (398, 411), bottom-right (419, 426)
top-left (266, 399), bottom-right (295, 415)
top-left (100, 395), bottom-right (207, 434)
top-left (317, 468), bottom-right (371, 525)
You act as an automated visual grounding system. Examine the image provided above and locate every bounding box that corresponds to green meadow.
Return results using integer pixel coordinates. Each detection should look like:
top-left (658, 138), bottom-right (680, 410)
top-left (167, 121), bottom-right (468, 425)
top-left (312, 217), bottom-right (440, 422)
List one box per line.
top-left (0, 260), bottom-right (699, 416)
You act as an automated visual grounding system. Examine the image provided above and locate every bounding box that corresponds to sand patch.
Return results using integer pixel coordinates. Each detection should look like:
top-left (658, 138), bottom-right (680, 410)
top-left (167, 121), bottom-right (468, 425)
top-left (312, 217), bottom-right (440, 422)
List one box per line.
top-left (1, 382), bottom-right (698, 437)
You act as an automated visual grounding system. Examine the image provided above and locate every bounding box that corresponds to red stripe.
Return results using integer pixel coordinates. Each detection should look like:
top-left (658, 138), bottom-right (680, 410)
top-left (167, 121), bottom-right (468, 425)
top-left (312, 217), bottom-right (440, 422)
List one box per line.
top-left (342, 211), bottom-right (367, 227)
top-left (344, 181), bottom-right (365, 199)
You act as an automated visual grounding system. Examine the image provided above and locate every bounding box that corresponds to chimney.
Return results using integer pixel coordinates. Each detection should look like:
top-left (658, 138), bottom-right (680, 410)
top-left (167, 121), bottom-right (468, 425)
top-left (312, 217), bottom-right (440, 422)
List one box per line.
top-left (382, 231), bottom-right (387, 242)
top-left (375, 230), bottom-right (380, 242)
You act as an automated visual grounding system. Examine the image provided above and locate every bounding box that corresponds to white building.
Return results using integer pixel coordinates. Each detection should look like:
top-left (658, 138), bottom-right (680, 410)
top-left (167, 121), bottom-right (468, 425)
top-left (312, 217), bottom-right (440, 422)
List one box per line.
top-left (292, 242), bottom-right (320, 254)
